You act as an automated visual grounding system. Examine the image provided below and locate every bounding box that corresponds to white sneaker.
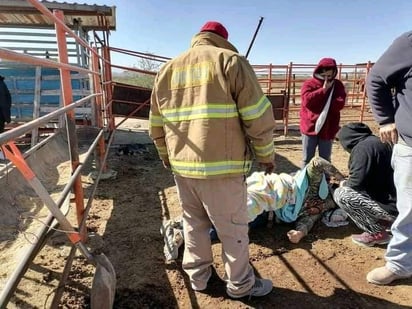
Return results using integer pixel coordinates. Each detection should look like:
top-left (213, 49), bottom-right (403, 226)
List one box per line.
top-left (227, 277), bottom-right (273, 299)
top-left (367, 266), bottom-right (411, 285)
top-left (160, 220), bottom-right (183, 261)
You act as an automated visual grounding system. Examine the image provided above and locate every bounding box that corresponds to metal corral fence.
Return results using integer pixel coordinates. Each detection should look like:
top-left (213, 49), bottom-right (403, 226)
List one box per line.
top-left (103, 54), bottom-right (376, 136)
top-left (253, 62), bottom-right (374, 135)
top-left (0, 1), bottom-right (116, 307)
top-left (0, 2), bottom-right (381, 307)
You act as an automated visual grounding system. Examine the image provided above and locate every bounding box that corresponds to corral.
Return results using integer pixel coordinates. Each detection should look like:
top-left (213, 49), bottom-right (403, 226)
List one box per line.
top-left (0, 1), bottom-right (411, 309)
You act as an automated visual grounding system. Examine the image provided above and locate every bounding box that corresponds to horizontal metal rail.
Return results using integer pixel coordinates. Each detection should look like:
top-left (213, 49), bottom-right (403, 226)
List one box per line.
top-left (0, 93), bottom-right (101, 144)
top-left (0, 47), bottom-right (96, 75)
top-left (0, 128), bottom-right (105, 307)
top-left (26, 0), bottom-right (99, 60)
top-left (0, 1), bottom-right (115, 307)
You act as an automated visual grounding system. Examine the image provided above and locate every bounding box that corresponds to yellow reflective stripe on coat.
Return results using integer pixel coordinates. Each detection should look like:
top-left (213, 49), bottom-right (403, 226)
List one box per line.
top-left (160, 104), bottom-right (238, 122)
top-left (170, 160), bottom-right (251, 177)
top-left (150, 114), bottom-right (163, 127)
top-left (254, 142), bottom-right (275, 157)
top-left (169, 61), bottom-right (214, 90)
top-left (238, 95), bottom-right (272, 121)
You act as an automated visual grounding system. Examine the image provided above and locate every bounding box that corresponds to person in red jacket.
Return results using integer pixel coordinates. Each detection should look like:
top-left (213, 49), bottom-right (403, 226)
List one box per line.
top-left (299, 58), bottom-right (346, 168)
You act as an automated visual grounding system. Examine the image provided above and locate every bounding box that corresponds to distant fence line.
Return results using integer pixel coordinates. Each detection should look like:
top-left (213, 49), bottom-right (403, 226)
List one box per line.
top-left (251, 62), bottom-right (374, 135)
top-left (107, 49), bottom-right (376, 135)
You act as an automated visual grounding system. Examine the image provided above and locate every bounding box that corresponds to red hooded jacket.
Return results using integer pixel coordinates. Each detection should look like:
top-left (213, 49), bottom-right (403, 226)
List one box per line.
top-left (299, 58), bottom-right (346, 139)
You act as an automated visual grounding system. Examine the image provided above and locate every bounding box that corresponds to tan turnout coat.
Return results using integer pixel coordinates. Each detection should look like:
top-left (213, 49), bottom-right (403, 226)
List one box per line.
top-left (149, 31), bottom-right (275, 179)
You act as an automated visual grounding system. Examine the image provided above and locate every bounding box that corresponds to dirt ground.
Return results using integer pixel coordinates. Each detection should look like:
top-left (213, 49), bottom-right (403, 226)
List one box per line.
top-left (4, 116), bottom-right (412, 309)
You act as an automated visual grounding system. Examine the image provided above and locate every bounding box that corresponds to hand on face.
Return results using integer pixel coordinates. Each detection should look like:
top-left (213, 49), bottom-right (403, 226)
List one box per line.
top-left (320, 68), bottom-right (335, 89)
top-left (323, 78), bottom-right (334, 90)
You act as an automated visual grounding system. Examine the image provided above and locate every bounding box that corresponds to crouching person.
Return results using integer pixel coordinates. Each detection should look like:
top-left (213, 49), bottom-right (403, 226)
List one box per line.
top-left (334, 122), bottom-right (398, 247)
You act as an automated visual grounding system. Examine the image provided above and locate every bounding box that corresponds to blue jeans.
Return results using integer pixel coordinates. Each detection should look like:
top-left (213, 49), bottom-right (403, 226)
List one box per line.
top-left (385, 142), bottom-right (412, 276)
top-left (301, 134), bottom-right (333, 168)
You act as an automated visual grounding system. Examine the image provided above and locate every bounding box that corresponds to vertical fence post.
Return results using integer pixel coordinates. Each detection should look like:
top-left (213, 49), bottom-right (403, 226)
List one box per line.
top-left (54, 9), bottom-right (87, 240)
top-left (91, 46), bottom-right (107, 173)
top-left (360, 61), bottom-right (372, 122)
top-left (284, 62), bottom-right (293, 136)
top-left (268, 63), bottom-right (272, 95)
top-left (351, 65), bottom-right (358, 108)
top-left (102, 45), bottom-right (114, 132)
top-left (31, 66), bottom-right (42, 146)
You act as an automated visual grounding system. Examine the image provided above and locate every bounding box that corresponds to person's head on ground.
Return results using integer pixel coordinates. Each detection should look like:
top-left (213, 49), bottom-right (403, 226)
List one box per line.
top-left (337, 122), bottom-right (373, 153)
top-left (314, 58), bottom-right (338, 81)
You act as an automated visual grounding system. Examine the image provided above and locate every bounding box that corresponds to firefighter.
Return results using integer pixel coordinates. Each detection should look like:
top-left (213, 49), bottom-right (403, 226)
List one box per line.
top-left (149, 21), bottom-right (276, 299)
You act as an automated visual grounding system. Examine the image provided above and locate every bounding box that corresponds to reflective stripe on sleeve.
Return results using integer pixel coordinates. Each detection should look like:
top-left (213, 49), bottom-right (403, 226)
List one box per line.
top-left (149, 114), bottom-right (164, 127)
top-left (156, 145), bottom-right (168, 156)
top-left (253, 142), bottom-right (275, 158)
top-left (238, 95), bottom-right (272, 121)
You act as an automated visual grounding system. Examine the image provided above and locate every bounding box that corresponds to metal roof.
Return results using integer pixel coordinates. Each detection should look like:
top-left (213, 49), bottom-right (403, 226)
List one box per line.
top-left (0, 0), bottom-right (116, 31)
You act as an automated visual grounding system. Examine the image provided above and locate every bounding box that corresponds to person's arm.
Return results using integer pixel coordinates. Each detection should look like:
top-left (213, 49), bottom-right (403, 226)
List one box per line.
top-left (301, 81), bottom-right (328, 113)
top-left (306, 156), bottom-right (346, 183)
top-left (295, 213), bottom-right (323, 236)
top-left (287, 212), bottom-right (322, 244)
top-left (366, 31), bottom-right (412, 126)
top-left (343, 147), bottom-right (370, 191)
top-left (227, 55), bottom-right (275, 171)
top-left (149, 77), bottom-right (170, 169)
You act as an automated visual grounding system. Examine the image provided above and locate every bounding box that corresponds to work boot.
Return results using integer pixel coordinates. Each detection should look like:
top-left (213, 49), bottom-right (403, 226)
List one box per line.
top-left (367, 266), bottom-right (412, 285)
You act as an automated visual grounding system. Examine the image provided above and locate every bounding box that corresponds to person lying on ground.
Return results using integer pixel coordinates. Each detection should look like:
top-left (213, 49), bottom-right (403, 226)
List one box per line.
top-left (246, 155), bottom-right (346, 244)
top-left (333, 122), bottom-right (398, 247)
top-left (162, 156), bottom-right (347, 261)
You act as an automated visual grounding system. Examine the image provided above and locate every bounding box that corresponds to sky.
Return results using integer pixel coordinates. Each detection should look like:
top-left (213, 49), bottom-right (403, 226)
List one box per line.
top-left (62, 0), bottom-right (411, 68)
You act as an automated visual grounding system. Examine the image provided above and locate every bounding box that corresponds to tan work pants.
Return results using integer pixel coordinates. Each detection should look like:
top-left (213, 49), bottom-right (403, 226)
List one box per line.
top-left (174, 175), bottom-right (255, 295)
